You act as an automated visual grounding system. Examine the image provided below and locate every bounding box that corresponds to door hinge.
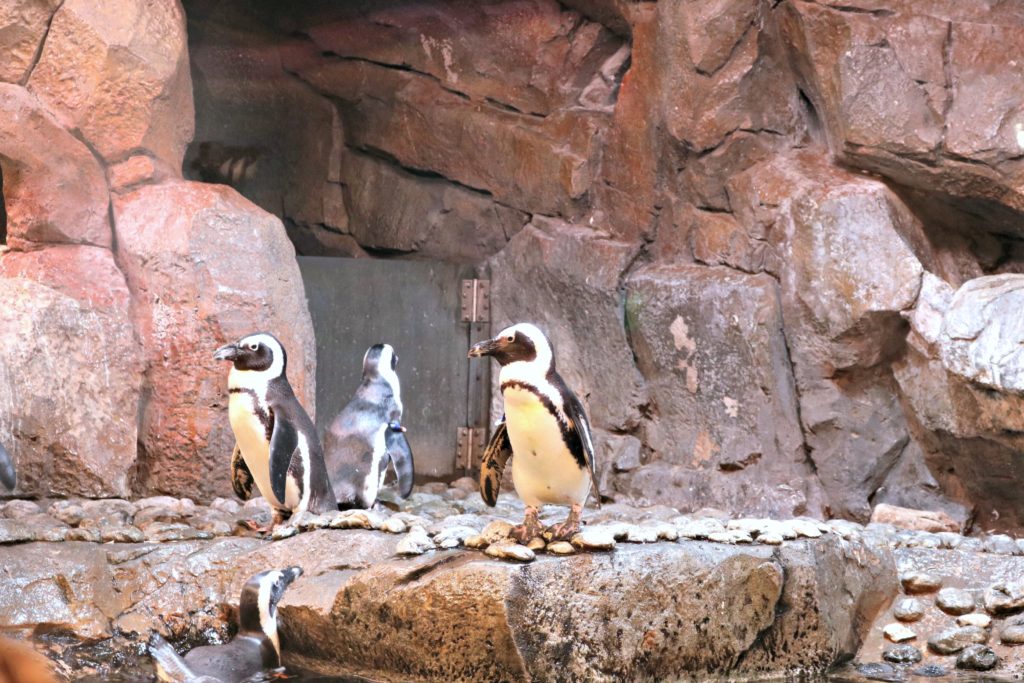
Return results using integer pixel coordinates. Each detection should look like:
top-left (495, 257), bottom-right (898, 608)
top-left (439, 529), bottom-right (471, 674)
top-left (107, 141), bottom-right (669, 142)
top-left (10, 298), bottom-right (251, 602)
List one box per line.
top-left (460, 279), bottom-right (490, 323)
top-left (457, 426), bottom-right (486, 471)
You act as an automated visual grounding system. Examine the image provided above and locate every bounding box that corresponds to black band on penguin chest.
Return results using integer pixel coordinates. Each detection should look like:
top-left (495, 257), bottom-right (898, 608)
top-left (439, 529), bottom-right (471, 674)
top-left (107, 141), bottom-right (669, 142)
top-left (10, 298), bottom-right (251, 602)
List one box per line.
top-left (500, 380), bottom-right (587, 469)
top-left (230, 387), bottom-right (274, 442)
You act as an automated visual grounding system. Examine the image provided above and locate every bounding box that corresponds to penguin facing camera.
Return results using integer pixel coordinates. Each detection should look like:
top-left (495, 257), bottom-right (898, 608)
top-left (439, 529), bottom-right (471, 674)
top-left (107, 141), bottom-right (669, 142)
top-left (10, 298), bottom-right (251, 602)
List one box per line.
top-left (324, 344), bottom-right (414, 510)
top-left (214, 333), bottom-right (336, 532)
top-left (0, 442), bottom-right (15, 491)
top-left (469, 323), bottom-right (600, 543)
top-left (149, 566), bottom-right (303, 683)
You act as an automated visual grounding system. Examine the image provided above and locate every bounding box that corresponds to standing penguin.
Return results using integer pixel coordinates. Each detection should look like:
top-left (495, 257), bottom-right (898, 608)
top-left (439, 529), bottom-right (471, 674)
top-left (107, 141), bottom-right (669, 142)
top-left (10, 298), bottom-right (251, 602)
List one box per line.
top-left (148, 567), bottom-right (303, 683)
top-left (0, 442), bottom-right (15, 491)
top-left (214, 333), bottom-right (335, 531)
top-left (324, 344), bottom-right (414, 509)
top-left (469, 323), bottom-right (600, 543)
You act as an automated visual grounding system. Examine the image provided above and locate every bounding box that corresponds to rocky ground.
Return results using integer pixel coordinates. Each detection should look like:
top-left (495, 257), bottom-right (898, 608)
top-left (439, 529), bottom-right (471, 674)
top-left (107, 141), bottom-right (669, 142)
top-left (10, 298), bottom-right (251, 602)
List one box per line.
top-left (3, 481), bottom-right (1024, 681)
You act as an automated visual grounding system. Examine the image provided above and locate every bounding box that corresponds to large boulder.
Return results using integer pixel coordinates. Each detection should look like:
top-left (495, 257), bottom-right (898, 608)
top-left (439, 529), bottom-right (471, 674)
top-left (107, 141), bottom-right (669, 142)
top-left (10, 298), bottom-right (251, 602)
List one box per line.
top-left (27, 0), bottom-right (194, 169)
top-left (488, 220), bottom-right (644, 431)
top-left (112, 181), bottom-right (316, 501)
top-left (0, 84), bottom-right (111, 250)
top-left (0, 263), bottom-right (142, 498)
top-left (0, 0), bottom-right (62, 84)
top-left (622, 263), bottom-right (823, 518)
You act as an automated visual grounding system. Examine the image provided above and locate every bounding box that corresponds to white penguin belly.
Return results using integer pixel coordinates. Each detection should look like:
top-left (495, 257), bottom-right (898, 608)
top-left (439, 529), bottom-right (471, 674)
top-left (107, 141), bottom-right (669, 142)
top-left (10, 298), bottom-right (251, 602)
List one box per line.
top-left (504, 387), bottom-right (591, 507)
top-left (229, 392), bottom-right (284, 509)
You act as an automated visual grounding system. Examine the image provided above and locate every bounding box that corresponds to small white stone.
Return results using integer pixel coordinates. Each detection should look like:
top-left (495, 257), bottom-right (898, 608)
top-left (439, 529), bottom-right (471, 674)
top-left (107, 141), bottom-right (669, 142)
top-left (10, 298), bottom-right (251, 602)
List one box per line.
top-left (709, 529), bottom-right (753, 544)
top-left (787, 519), bottom-right (822, 539)
top-left (883, 623), bottom-right (917, 643)
top-left (396, 526), bottom-right (433, 555)
top-left (478, 520), bottom-right (514, 544)
top-left (624, 525), bottom-right (659, 543)
top-left (527, 537), bottom-right (546, 551)
top-left (547, 541), bottom-right (575, 555)
top-left (677, 518), bottom-right (726, 539)
top-left (958, 613), bottom-right (992, 629)
top-left (270, 525), bottom-right (299, 541)
top-left (381, 517), bottom-right (408, 534)
top-left (485, 541), bottom-right (536, 562)
top-left (571, 528), bottom-right (617, 551)
top-left (433, 525), bottom-right (477, 549)
top-left (758, 533), bottom-right (784, 546)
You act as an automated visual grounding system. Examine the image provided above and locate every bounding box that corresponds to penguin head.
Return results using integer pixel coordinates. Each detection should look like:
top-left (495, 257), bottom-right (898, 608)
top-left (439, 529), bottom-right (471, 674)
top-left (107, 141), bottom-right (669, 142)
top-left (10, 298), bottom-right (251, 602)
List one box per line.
top-left (214, 333), bottom-right (287, 377)
top-left (238, 566), bottom-right (303, 659)
top-left (362, 343), bottom-right (400, 383)
top-left (468, 323), bottom-right (553, 368)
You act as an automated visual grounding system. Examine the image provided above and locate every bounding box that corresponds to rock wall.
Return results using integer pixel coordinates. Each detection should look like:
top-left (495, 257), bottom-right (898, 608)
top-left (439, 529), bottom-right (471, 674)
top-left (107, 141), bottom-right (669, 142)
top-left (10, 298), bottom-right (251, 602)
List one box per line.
top-left (0, 0), bottom-right (315, 501)
top-left (5, 0), bottom-right (1024, 526)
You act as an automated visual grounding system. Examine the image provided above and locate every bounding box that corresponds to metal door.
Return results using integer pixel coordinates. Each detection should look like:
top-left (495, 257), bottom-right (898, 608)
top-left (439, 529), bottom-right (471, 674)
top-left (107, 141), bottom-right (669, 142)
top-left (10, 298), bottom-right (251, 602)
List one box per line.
top-left (298, 256), bottom-right (489, 480)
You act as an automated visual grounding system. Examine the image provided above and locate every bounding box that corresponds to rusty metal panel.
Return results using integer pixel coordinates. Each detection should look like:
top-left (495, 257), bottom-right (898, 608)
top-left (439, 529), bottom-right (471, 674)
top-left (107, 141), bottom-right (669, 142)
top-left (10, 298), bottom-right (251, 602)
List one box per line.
top-left (299, 256), bottom-right (481, 480)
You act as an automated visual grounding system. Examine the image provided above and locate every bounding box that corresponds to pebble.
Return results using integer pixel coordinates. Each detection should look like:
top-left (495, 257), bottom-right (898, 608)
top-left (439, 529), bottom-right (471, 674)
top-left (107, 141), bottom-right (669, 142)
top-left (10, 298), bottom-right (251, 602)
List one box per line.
top-left (708, 529), bottom-right (753, 544)
top-left (380, 517), bottom-right (408, 534)
top-left (1, 500), bottom-right (42, 519)
top-left (676, 518), bottom-right (725, 540)
top-left (485, 541), bottom-right (535, 562)
top-left (100, 526), bottom-right (145, 544)
top-left (956, 644), bottom-right (998, 671)
top-left (433, 525), bottom-right (477, 549)
top-left (983, 533), bottom-right (1019, 555)
top-left (900, 572), bottom-right (942, 594)
top-left (449, 476), bottom-right (478, 493)
top-left (855, 662), bottom-right (902, 682)
top-left (395, 526), bottom-right (433, 555)
top-left (526, 537), bottom-right (546, 551)
top-left (883, 623), bottom-right (916, 643)
top-left (927, 625), bottom-right (988, 655)
top-left (787, 519), bottom-right (822, 538)
top-left (1000, 616), bottom-right (1024, 644)
top-left (48, 502), bottom-right (86, 527)
top-left (956, 613), bottom-right (991, 629)
top-left (893, 598), bottom-right (924, 622)
top-left (65, 527), bottom-right (101, 543)
top-left (473, 520), bottom-right (514, 547)
top-left (909, 664), bottom-right (946, 678)
top-left (624, 525), bottom-right (660, 543)
top-left (936, 587), bottom-right (975, 615)
top-left (827, 519), bottom-right (863, 540)
top-left (571, 528), bottom-right (616, 551)
top-left (759, 533), bottom-right (784, 546)
top-left (134, 495), bottom-right (180, 510)
top-left (882, 644), bottom-right (921, 664)
top-left (270, 525), bottom-right (299, 541)
top-left (547, 541), bottom-right (575, 555)
top-left (984, 580), bottom-right (1024, 615)
top-left (209, 497), bottom-right (240, 514)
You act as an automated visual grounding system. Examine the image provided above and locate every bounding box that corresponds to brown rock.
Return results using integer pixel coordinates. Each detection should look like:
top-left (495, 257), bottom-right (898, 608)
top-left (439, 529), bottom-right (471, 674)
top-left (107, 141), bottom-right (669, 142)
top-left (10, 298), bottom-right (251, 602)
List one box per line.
top-left (0, 84), bottom-right (111, 249)
top-left (0, 0), bottom-right (62, 84)
top-left (295, 0), bottom-right (624, 116)
top-left (622, 263), bottom-right (822, 518)
top-left (341, 151), bottom-right (527, 264)
top-left (113, 181), bottom-right (316, 501)
top-left (107, 155), bottom-right (164, 193)
top-left (488, 220), bottom-right (644, 431)
top-left (0, 275), bottom-right (142, 498)
top-left (27, 0), bottom-right (194, 168)
top-left (870, 504), bottom-right (960, 534)
top-left (294, 58), bottom-right (603, 217)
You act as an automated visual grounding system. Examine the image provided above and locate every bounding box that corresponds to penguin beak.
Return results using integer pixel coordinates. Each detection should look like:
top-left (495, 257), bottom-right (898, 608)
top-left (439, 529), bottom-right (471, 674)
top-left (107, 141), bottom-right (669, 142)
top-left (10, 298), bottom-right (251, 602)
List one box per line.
top-left (468, 338), bottom-right (501, 358)
top-left (283, 566), bottom-right (303, 585)
top-left (214, 343), bottom-right (240, 361)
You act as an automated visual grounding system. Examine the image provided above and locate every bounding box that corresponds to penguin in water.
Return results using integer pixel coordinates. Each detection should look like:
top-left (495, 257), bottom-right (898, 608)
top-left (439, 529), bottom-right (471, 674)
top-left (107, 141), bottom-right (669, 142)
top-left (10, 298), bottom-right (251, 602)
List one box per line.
top-left (214, 333), bottom-right (335, 531)
top-left (469, 323), bottom-right (600, 543)
top-left (324, 344), bottom-right (414, 509)
top-left (148, 567), bottom-right (303, 683)
top-left (0, 442), bottom-right (15, 491)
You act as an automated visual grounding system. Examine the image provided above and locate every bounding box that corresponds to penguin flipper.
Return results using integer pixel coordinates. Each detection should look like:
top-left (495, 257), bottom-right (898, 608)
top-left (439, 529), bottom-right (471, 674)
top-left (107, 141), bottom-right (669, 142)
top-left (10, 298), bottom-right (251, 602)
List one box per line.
top-left (148, 634), bottom-right (194, 683)
top-left (0, 442), bottom-right (15, 491)
top-left (230, 443), bottom-right (254, 501)
top-left (385, 428), bottom-right (415, 499)
top-left (480, 419), bottom-right (512, 507)
top-left (268, 417), bottom-right (299, 505)
top-left (561, 390), bottom-right (602, 509)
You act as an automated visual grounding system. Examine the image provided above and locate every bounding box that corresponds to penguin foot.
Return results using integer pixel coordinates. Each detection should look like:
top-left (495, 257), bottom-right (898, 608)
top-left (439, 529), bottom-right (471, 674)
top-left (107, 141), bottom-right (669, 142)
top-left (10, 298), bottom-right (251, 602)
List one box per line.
top-left (545, 504), bottom-right (583, 542)
top-left (509, 506), bottom-right (544, 545)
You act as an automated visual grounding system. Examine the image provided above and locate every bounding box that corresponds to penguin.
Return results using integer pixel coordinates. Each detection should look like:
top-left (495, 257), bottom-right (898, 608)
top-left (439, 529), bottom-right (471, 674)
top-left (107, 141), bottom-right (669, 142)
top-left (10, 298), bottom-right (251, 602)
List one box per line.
top-left (214, 333), bottom-right (335, 531)
top-left (323, 344), bottom-right (414, 509)
top-left (468, 323), bottom-right (600, 543)
top-left (148, 567), bottom-right (303, 683)
top-left (0, 442), bottom-right (15, 491)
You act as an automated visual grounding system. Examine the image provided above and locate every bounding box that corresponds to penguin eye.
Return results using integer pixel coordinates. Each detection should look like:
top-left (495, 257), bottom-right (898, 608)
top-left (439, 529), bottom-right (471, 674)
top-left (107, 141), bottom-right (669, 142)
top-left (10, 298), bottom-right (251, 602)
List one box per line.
top-left (248, 342), bottom-right (259, 352)
top-left (505, 334), bottom-right (515, 343)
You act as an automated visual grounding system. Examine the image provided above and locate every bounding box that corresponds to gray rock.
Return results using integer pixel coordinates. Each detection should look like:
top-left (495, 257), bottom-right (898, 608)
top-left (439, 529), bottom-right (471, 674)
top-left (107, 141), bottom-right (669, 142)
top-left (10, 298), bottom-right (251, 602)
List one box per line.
top-left (909, 663), bottom-right (947, 677)
top-left (936, 587), bottom-right (975, 615)
top-left (145, 522), bottom-right (209, 543)
top-left (883, 644), bottom-right (921, 664)
top-left (709, 529), bottom-right (754, 544)
top-left (48, 501), bottom-right (86, 527)
top-left (380, 517), bottom-right (408, 534)
top-left (209, 497), bottom-right (240, 514)
top-left (1, 500), bottom-right (42, 519)
top-left (1000, 622), bottom-right (1024, 644)
top-left (485, 541), bottom-right (536, 563)
top-left (983, 533), bottom-right (1018, 555)
top-left (956, 613), bottom-right (991, 629)
top-left (956, 644), bottom-right (998, 671)
top-left (677, 518), bottom-right (726, 540)
top-left (936, 532), bottom-right (963, 550)
top-left (927, 626), bottom-right (988, 655)
top-left (893, 598), bottom-right (924, 622)
top-left (433, 525), bottom-right (478, 550)
top-left (900, 572), bottom-right (941, 594)
top-left (984, 580), bottom-right (1024, 615)
top-left (395, 526), bottom-right (433, 556)
top-left (855, 662), bottom-right (902, 683)
top-left (100, 526), bottom-right (145, 544)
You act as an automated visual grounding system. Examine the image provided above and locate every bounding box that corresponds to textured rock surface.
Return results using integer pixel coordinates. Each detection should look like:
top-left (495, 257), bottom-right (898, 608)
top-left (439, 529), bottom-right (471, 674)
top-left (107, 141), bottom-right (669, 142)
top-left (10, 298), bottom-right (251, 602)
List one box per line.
top-left (27, 0), bottom-right (194, 167)
top-left (113, 181), bottom-right (316, 500)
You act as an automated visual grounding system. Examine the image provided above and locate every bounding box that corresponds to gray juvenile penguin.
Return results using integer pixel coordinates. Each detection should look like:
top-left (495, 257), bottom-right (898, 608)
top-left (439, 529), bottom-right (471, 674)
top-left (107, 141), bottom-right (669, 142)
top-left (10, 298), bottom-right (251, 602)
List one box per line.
top-left (324, 344), bottom-right (414, 509)
top-left (0, 442), bottom-right (15, 491)
top-left (148, 567), bottom-right (302, 682)
top-left (469, 323), bottom-right (600, 543)
top-left (214, 333), bottom-right (335, 531)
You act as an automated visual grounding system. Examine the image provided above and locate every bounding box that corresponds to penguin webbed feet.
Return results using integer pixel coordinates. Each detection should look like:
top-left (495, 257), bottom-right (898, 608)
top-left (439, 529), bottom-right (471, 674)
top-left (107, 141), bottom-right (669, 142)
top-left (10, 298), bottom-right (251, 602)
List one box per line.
top-left (241, 508), bottom-right (289, 536)
top-left (543, 503), bottom-right (583, 542)
top-left (509, 506), bottom-right (545, 545)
